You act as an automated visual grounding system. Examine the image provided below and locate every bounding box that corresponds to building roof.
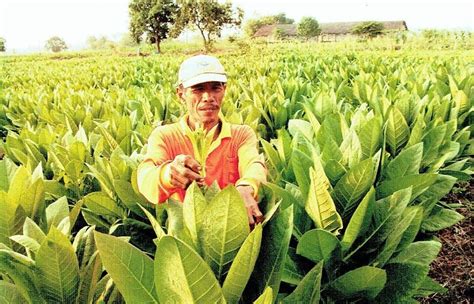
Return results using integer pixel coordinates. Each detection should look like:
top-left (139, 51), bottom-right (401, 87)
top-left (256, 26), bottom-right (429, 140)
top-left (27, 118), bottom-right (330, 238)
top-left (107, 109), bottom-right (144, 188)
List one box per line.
top-left (253, 21), bottom-right (408, 37)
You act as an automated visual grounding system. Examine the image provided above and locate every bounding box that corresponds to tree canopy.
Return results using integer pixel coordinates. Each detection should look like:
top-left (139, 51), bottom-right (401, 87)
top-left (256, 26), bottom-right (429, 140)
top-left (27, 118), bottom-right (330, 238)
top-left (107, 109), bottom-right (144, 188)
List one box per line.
top-left (297, 17), bottom-right (321, 40)
top-left (0, 37), bottom-right (5, 52)
top-left (129, 0), bottom-right (178, 53)
top-left (352, 21), bottom-right (385, 39)
top-left (45, 36), bottom-right (67, 53)
top-left (172, 0), bottom-right (243, 51)
top-left (244, 13), bottom-right (294, 37)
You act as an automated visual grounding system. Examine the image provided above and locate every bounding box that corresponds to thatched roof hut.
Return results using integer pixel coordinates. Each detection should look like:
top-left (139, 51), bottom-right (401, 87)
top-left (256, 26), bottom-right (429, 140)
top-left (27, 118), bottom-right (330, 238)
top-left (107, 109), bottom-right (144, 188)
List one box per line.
top-left (254, 24), bottom-right (297, 38)
top-left (253, 21), bottom-right (408, 38)
top-left (321, 21), bottom-right (407, 34)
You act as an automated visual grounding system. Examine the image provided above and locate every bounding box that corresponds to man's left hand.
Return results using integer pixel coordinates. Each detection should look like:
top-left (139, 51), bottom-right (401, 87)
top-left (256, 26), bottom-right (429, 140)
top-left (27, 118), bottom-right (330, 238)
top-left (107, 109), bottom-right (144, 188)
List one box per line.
top-left (237, 185), bottom-right (264, 228)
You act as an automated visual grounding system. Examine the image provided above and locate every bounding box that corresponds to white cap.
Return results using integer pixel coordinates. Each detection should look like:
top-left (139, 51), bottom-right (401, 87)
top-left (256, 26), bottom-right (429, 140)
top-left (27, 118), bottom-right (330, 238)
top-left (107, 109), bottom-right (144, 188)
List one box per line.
top-left (178, 55), bottom-right (227, 88)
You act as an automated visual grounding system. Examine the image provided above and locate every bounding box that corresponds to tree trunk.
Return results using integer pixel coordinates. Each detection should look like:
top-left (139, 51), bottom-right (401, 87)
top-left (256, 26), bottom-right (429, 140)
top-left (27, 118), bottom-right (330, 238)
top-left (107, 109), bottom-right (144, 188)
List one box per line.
top-left (197, 26), bottom-right (209, 52)
top-left (155, 34), bottom-right (161, 53)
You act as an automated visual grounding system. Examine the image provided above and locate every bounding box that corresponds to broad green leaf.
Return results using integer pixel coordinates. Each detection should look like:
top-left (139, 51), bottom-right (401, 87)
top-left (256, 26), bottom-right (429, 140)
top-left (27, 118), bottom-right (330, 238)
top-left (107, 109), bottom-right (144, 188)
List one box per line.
top-left (0, 251), bottom-right (42, 302)
top-left (331, 266), bottom-right (386, 299)
top-left (6, 166), bottom-right (30, 207)
top-left (288, 119), bottom-right (314, 142)
top-left (340, 129), bottom-right (362, 168)
top-left (138, 204), bottom-right (165, 240)
top-left (384, 143), bottom-right (423, 180)
top-left (282, 261), bottom-right (323, 304)
top-left (414, 276), bottom-right (447, 297)
top-left (223, 224), bottom-right (263, 304)
top-left (9, 235), bottom-right (40, 254)
top-left (341, 187), bottom-right (375, 252)
top-left (375, 262), bottom-right (429, 303)
top-left (83, 191), bottom-right (123, 217)
top-left (253, 287), bottom-right (273, 304)
top-left (291, 149), bottom-right (313, 200)
top-left (324, 159), bottom-right (347, 184)
top-left (376, 174), bottom-right (437, 200)
top-left (334, 158), bottom-right (375, 219)
top-left (94, 231), bottom-right (158, 304)
top-left (396, 206), bottom-right (424, 252)
top-left (421, 206), bottom-right (464, 232)
top-left (45, 196), bottom-right (69, 230)
top-left (421, 124), bottom-right (447, 168)
top-left (386, 106), bottom-right (409, 155)
top-left (200, 186), bottom-right (249, 280)
top-left (264, 182), bottom-right (301, 209)
top-left (36, 226), bottom-right (80, 304)
top-left (305, 167), bottom-right (342, 234)
top-left (0, 200), bottom-right (26, 250)
top-left (182, 182), bottom-right (207, 252)
top-left (297, 229), bottom-right (340, 263)
top-left (418, 175), bottom-right (457, 214)
top-left (389, 241), bottom-right (441, 265)
top-left (344, 188), bottom-right (411, 261)
top-left (113, 179), bottom-right (147, 217)
top-left (0, 281), bottom-right (28, 304)
top-left (23, 217), bottom-right (46, 244)
top-left (0, 158), bottom-right (17, 192)
top-left (281, 247), bottom-right (305, 285)
top-left (166, 199), bottom-right (193, 246)
top-left (76, 251), bottom-right (103, 304)
top-left (245, 205), bottom-right (293, 303)
top-left (371, 206), bottom-right (422, 267)
top-left (155, 236), bottom-right (225, 304)
top-left (358, 116), bottom-right (382, 159)
top-left (406, 115), bottom-right (426, 147)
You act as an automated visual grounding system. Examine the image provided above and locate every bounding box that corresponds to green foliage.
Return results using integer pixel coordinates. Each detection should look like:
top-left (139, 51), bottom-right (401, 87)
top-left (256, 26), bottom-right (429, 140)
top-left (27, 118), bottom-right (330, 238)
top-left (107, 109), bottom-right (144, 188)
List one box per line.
top-left (0, 37), bottom-right (5, 52)
top-left (352, 21), bottom-right (385, 39)
top-left (1, 44), bottom-right (471, 303)
top-left (244, 13), bottom-right (294, 37)
top-left (172, 0), bottom-right (243, 51)
top-left (44, 36), bottom-right (67, 52)
top-left (129, 0), bottom-right (178, 52)
top-left (297, 17), bottom-right (321, 40)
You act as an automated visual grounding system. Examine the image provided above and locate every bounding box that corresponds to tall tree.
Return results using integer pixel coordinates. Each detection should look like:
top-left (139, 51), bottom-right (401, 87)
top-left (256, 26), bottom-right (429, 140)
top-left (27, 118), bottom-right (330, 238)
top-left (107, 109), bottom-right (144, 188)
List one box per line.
top-left (129, 0), bottom-right (178, 53)
top-left (172, 0), bottom-right (243, 51)
top-left (0, 37), bottom-right (5, 52)
top-left (45, 36), bottom-right (67, 53)
top-left (297, 17), bottom-right (321, 40)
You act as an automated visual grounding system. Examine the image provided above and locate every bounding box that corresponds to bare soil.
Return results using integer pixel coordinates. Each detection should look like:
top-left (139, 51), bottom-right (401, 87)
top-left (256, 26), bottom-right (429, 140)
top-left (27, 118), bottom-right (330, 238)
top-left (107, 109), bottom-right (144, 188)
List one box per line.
top-left (422, 180), bottom-right (473, 304)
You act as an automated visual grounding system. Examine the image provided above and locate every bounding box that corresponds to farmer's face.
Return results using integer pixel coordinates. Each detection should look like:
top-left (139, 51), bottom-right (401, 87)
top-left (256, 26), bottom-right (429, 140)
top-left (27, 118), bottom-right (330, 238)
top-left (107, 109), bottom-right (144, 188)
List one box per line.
top-left (177, 81), bottom-right (226, 130)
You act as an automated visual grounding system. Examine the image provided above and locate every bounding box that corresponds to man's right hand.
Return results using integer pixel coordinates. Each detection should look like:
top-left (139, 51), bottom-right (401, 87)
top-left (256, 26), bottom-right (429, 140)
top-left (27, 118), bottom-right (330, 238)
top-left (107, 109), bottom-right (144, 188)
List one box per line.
top-left (168, 154), bottom-right (203, 189)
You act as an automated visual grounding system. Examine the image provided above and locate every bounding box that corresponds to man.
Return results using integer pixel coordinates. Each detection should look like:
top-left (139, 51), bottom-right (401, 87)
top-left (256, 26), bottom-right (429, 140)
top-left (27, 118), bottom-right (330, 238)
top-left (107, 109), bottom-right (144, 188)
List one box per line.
top-left (137, 55), bottom-right (267, 226)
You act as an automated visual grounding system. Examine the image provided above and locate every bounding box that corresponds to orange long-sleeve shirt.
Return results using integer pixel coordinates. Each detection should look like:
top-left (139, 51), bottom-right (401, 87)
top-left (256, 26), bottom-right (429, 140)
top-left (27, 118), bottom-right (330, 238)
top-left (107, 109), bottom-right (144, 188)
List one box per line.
top-left (137, 115), bottom-right (267, 203)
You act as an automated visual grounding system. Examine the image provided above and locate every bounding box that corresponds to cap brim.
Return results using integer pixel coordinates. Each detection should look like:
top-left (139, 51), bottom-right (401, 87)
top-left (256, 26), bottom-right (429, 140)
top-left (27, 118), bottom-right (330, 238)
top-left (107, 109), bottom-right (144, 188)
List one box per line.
top-left (181, 73), bottom-right (227, 88)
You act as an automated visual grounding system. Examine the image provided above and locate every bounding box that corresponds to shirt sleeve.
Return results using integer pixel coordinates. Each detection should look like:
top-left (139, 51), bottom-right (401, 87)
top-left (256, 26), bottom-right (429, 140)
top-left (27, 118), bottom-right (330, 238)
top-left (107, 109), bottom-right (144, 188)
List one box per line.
top-left (235, 126), bottom-right (267, 199)
top-left (137, 127), bottom-right (178, 204)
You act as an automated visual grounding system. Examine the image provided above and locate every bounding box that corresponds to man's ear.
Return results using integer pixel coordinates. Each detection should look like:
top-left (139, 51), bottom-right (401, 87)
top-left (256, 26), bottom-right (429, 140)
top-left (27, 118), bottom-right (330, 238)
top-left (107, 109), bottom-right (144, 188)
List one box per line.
top-left (176, 86), bottom-right (184, 101)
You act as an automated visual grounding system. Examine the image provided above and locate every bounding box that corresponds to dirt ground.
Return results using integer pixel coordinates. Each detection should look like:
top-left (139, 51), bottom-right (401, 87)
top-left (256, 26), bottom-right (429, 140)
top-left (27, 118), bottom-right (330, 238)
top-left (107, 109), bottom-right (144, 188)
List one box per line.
top-left (422, 180), bottom-right (473, 304)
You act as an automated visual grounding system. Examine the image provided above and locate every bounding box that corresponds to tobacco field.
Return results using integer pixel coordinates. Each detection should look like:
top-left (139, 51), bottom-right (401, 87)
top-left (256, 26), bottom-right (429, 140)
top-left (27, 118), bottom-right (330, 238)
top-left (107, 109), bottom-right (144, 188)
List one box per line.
top-left (0, 44), bottom-right (472, 303)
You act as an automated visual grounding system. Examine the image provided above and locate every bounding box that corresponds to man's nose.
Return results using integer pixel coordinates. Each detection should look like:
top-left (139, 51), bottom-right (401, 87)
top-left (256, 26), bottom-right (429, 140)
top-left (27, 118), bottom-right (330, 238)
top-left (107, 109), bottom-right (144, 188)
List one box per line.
top-left (202, 91), bottom-right (215, 102)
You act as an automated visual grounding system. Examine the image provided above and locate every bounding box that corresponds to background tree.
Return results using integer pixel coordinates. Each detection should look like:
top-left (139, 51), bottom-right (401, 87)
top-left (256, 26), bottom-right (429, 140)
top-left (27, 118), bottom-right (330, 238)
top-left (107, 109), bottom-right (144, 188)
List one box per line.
top-left (244, 13), bottom-right (294, 37)
top-left (86, 36), bottom-right (118, 50)
top-left (129, 0), bottom-right (178, 53)
top-left (352, 21), bottom-right (384, 39)
top-left (0, 37), bottom-right (5, 52)
top-left (297, 17), bottom-right (321, 40)
top-left (45, 36), bottom-right (68, 52)
top-left (172, 0), bottom-right (243, 51)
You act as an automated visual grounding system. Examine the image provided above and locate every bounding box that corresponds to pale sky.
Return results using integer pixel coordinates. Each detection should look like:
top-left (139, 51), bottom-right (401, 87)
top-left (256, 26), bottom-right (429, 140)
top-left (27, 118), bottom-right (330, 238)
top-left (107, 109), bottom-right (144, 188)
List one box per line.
top-left (0, 0), bottom-right (473, 53)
